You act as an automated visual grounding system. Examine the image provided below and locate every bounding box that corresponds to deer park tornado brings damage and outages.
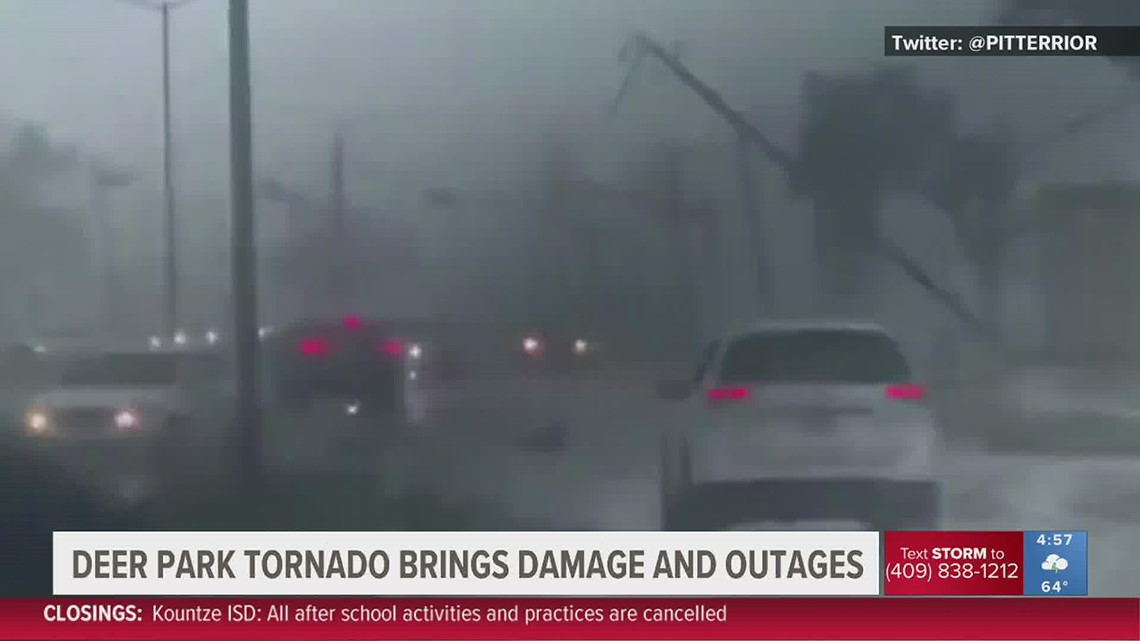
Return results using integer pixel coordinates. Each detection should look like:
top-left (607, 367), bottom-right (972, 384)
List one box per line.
top-left (55, 531), bottom-right (877, 595)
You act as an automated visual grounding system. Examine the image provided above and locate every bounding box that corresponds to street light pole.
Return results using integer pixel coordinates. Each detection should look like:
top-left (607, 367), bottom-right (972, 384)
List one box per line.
top-left (228, 0), bottom-right (261, 482)
top-left (91, 164), bottom-right (134, 342)
top-left (108, 0), bottom-right (200, 338)
top-left (161, 2), bottom-right (178, 341)
top-left (92, 180), bottom-right (118, 338)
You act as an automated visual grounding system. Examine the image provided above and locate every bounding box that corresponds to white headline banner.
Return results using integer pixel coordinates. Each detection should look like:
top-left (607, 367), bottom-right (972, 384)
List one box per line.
top-left (53, 531), bottom-right (881, 596)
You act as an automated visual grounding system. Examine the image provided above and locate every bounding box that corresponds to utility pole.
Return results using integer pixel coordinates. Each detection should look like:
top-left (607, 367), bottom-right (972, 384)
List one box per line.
top-left (93, 180), bottom-right (118, 338)
top-left (736, 134), bottom-right (772, 313)
top-left (615, 36), bottom-right (774, 316)
top-left (161, 2), bottom-right (178, 341)
top-left (329, 131), bottom-right (348, 308)
top-left (228, 0), bottom-right (260, 482)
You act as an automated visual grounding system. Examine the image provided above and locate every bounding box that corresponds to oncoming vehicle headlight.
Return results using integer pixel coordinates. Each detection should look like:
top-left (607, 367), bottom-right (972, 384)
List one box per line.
top-left (26, 409), bottom-right (49, 432)
top-left (114, 409), bottom-right (140, 429)
top-left (523, 336), bottom-right (541, 355)
top-left (573, 338), bottom-right (589, 355)
top-left (408, 343), bottom-right (422, 360)
top-left (173, 331), bottom-right (188, 346)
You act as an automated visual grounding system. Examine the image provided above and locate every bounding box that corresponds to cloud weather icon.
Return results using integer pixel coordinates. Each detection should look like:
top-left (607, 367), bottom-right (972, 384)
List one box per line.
top-left (1042, 554), bottom-right (1069, 572)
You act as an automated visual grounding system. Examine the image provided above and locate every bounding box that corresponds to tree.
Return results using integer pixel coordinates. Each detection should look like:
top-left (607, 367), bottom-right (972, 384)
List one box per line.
top-left (1000, 1), bottom-right (1140, 78)
top-left (615, 31), bottom-right (1140, 344)
top-left (0, 122), bottom-right (93, 334)
top-left (536, 127), bottom-right (614, 336)
top-left (791, 64), bottom-right (1056, 338)
top-left (1, 123), bottom-right (77, 187)
top-left (993, 1), bottom-right (1140, 333)
top-left (536, 133), bottom-right (712, 350)
top-left (257, 172), bottom-right (419, 319)
top-left (612, 34), bottom-right (990, 336)
top-left (790, 66), bottom-right (957, 315)
top-left (928, 124), bottom-right (1021, 332)
top-left (633, 142), bottom-right (702, 346)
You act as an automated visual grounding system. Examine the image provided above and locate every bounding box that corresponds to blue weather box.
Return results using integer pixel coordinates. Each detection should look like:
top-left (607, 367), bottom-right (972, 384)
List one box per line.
top-left (1023, 531), bottom-right (1088, 596)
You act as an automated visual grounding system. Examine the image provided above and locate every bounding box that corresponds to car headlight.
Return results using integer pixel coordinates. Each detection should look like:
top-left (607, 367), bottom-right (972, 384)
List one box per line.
top-left (408, 343), bottom-right (423, 360)
top-left (148, 336), bottom-right (163, 349)
top-left (573, 338), bottom-right (589, 355)
top-left (205, 330), bottom-right (219, 345)
top-left (114, 409), bottom-right (140, 429)
top-left (173, 331), bottom-right (188, 346)
top-left (523, 336), bottom-right (541, 355)
top-left (26, 409), bottom-right (49, 432)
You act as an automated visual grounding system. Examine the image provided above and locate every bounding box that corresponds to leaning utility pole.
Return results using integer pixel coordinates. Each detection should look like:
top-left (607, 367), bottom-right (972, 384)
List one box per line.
top-left (612, 31), bottom-right (995, 335)
top-left (228, 0), bottom-right (260, 482)
top-left (161, 2), bottom-right (178, 342)
top-left (613, 37), bottom-right (774, 314)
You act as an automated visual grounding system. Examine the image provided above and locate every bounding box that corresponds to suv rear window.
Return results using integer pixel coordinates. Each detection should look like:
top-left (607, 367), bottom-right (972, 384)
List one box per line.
top-left (718, 329), bottom-right (910, 384)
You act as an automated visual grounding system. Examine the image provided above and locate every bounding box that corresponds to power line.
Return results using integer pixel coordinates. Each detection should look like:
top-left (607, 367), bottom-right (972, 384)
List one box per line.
top-left (106, 0), bottom-right (207, 12)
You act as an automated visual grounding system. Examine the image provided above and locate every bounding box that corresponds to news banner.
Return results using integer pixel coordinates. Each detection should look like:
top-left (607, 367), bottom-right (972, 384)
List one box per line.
top-left (6, 530), bottom-right (1134, 640)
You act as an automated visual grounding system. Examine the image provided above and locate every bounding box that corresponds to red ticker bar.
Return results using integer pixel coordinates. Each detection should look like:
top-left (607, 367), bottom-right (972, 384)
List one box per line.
top-left (3, 597), bottom-right (1138, 640)
top-left (884, 531), bottom-right (1025, 595)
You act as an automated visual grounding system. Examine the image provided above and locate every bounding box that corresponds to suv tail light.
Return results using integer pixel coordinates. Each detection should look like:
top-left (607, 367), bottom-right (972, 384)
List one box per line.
top-left (707, 386), bottom-right (749, 403)
top-left (885, 384), bottom-right (925, 401)
top-left (298, 337), bottom-right (329, 356)
top-left (380, 339), bottom-right (404, 357)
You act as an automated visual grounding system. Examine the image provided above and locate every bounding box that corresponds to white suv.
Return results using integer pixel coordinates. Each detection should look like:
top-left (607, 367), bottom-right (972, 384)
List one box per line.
top-left (657, 321), bottom-right (941, 531)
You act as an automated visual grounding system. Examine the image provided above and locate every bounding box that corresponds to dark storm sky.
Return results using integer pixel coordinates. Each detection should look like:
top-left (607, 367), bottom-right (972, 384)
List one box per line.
top-left (2, 0), bottom-right (1133, 207)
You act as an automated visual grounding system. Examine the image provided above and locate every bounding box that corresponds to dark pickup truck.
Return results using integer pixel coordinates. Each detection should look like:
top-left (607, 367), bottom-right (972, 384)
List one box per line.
top-left (262, 317), bottom-right (407, 420)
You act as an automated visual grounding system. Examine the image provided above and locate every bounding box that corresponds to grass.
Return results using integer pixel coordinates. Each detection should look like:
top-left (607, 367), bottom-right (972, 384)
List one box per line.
top-left (928, 357), bottom-right (1140, 456)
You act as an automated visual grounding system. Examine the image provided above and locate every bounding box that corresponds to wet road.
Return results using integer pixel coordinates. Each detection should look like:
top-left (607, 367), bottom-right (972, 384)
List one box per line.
top-left (380, 430), bottom-right (1140, 596)
top-left (9, 370), bottom-right (1140, 596)
top-left (379, 372), bottom-right (1140, 596)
